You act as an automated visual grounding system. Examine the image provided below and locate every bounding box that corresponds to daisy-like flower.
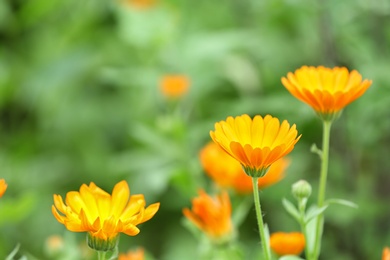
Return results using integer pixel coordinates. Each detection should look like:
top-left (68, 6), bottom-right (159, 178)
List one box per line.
top-left (383, 247), bottom-right (390, 260)
top-left (119, 247), bottom-right (145, 260)
top-left (183, 190), bottom-right (233, 243)
top-left (200, 142), bottom-right (290, 194)
top-left (0, 179), bottom-right (7, 198)
top-left (159, 75), bottom-right (190, 98)
top-left (281, 66), bottom-right (372, 121)
top-left (270, 232), bottom-right (305, 256)
top-left (210, 114), bottom-right (300, 178)
top-left (52, 180), bottom-right (160, 252)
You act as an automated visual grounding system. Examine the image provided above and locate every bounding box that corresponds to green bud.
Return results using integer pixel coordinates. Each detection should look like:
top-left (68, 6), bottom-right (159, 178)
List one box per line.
top-left (292, 180), bottom-right (312, 200)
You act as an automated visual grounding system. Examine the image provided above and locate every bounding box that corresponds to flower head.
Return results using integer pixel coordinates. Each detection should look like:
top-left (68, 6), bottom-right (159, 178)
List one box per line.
top-left (0, 179), bottom-right (7, 198)
top-left (200, 142), bottom-right (290, 194)
top-left (270, 232), bottom-right (305, 256)
top-left (281, 66), bottom-right (372, 121)
top-left (52, 180), bottom-right (160, 251)
top-left (183, 190), bottom-right (233, 243)
top-left (383, 247), bottom-right (390, 260)
top-left (159, 75), bottom-right (190, 98)
top-left (119, 248), bottom-right (145, 260)
top-left (210, 114), bottom-right (300, 177)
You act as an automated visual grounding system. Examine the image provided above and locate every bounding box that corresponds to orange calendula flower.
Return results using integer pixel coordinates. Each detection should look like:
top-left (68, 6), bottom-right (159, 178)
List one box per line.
top-left (0, 179), bottom-right (7, 198)
top-left (52, 180), bottom-right (160, 251)
top-left (159, 75), bottom-right (190, 98)
top-left (123, 0), bottom-right (156, 9)
top-left (270, 232), bottom-right (305, 256)
top-left (119, 247), bottom-right (145, 260)
top-left (281, 66), bottom-right (372, 121)
top-left (200, 142), bottom-right (290, 194)
top-left (210, 114), bottom-right (300, 178)
top-left (183, 190), bottom-right (233, 242)
top-left (383, 247), bottom-right (390, 260)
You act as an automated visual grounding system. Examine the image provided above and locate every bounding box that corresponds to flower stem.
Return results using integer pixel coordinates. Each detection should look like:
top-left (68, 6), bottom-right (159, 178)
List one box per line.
top-left (297, 199), bottom-right (311, 260)
top-left (312, 120), bottom-right (332, 259)
top-left (97, 251), bottom-right (107, 260)
top-left (251, 177), bottom-right (271, 260)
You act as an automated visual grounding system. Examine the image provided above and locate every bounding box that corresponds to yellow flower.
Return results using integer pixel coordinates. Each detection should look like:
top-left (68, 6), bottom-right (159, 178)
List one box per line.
top-left (200, 142), bottom-right (290, 194)
top-left (210, 114), bottom-right (300, 177)
top-left (52, 180), bottom-right (160, 251)
top-left (281, 66), bottom-right (372, 121)
top-left (183, 190), bottom-right (233, 242)
top-left (119, 247), bottom-right (145, 260)
top-left (159, 75), bottom-right (190, 98)
top-left (0, 179), bottom-right (7, 198)
top-left (270, 232), bottom-right (305, 256)
top-left (383, 247), bottom-right (390, 260)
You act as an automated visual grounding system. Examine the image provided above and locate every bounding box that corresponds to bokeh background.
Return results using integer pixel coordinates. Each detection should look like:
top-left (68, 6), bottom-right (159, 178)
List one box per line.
top-left (1, 0), bottom-right (390, 259)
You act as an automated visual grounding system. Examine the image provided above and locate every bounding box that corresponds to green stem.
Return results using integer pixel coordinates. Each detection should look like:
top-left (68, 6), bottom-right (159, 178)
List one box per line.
top-left (312, 120), bottom-right (332, 259)
top-left (297, 199), bottom-right (311, 260)
top-left (251, 177), bottom-right (271, 260)
top-left (97, 251), bottom-right (107, 260)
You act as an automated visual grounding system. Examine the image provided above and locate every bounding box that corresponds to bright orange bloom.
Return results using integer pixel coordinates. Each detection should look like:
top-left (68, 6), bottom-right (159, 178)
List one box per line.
top-left (270, 232), bottom-right (305, 256)
top-left (0, 179), bottom-right (7, 198)
top-left (159, 75), bottom-right (190, 98)
top-left (383, 247), bottom-right (390, 260)
top-left (210, 114), bottom-right (300, 177)
top-left (183, 190), bottom-right (232, 241)
top-left (200, 142), bottom-right (290, 194)
top-left (119, 248), bottom-right (145, 260)
top-left (52, 180), bottom-right (159, 251)
top-left (281, 66), bottom-right (372, 120)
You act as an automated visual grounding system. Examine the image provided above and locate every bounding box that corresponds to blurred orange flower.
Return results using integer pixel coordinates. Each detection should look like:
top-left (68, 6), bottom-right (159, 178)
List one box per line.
top-left (270, 232), bottom-right (305, 256)
top-left (123, 0), bottom-right (156, 9)
top-left (183, 190), bottom-right (232, 241)
top-left (200, 142), bottom-right (290, 194)
top-left (383, 247), bottom-right (390, 260)
top-left (281, 66), bottom-right (372, 121)
top-left (210, 114), bottom-right (300, 178)
top-left (119, 247), bottom-right (145, 260)
top-left (0, 179), bottom-right (7, 198)
top-left (159, 75), bottom-right (190, 98)
top-left (52, 180), bottom-right (160, 251)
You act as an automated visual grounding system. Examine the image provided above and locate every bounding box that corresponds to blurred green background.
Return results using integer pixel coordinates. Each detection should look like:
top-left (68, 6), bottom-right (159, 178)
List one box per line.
top-left (1, 0), bottom-right (390, 259)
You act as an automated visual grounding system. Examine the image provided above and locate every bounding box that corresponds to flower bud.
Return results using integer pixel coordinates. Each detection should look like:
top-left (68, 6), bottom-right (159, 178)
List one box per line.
top-left (292, 180), bottom-right (312, 200)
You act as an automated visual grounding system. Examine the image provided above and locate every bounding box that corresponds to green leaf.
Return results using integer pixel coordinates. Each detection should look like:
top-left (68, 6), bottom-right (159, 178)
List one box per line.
top-left (232, 196), bottom-right (253, 228)
top-left (5, 244), bottom-right (20, 260)
top-left (304, 205), bottom-right (328, 224)
top-left (326, 198), bottom-right (358, 209)
top-left (282, 198), bottom-right (300, 222)
top-left (279, 256), bottom-right (305, 260)
top-left (310, 143), bottom-right (322, 158)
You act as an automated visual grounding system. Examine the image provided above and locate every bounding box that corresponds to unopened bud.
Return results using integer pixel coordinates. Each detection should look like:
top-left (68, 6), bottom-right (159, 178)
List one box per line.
top-left (292, 180), bottom-right (312, 200)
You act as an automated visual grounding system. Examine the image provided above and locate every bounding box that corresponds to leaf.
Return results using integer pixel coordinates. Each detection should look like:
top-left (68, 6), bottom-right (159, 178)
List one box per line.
top-left (279, 256), bottom-right (306, 260)
top-left (232, 196), bottom-right (253, 228)
top-left (304, 205), bottom-right (328, 224)
top-left (305, 215), bottom-right (322, 253)
top-left (310, 143), bottom-right (322, 158)
top-left (5, 244), bottom-right (20, 260)
top-left (326, 198), bottom-right (358, 209)
top-left (282, 198), bottom-right (300, 222)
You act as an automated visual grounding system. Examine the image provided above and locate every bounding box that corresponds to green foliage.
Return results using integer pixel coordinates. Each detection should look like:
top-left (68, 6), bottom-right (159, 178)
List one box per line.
top-left (0, 0), bottom-right (389, 259)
